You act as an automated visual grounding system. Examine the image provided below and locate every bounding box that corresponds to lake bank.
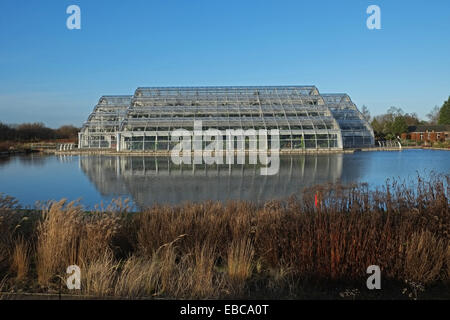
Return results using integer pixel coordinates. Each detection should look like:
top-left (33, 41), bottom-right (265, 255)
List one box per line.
top-left (51, 145), bottom-right (448, 156)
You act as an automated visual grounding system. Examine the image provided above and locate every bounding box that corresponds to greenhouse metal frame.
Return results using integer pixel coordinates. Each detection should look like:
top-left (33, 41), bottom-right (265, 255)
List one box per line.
top-left (79, 86), bottom-right (374, 151)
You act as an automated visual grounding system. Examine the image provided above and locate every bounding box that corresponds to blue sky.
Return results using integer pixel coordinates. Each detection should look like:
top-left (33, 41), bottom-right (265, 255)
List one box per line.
top-left (0, 0), bottom-right (449, 128)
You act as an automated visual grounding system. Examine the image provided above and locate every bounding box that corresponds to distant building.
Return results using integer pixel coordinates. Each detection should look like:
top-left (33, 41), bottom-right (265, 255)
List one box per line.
top-left (402, 125), bottom-right (450, 142)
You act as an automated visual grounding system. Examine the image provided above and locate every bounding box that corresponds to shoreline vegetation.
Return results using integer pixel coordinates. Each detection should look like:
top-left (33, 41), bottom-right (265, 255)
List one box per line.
top-left (52, 145), bottom-right (449, 156)
top-left (0, 174), bottom-right (449, 300)
top-left (0, 122), bottom-right (78, 155)
top-left (1, 146), bottom-right (449, 159)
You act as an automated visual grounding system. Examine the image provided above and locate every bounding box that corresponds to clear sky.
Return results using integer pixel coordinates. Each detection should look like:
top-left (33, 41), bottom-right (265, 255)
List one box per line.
top-left (0, 0), bottom-right (449, 128)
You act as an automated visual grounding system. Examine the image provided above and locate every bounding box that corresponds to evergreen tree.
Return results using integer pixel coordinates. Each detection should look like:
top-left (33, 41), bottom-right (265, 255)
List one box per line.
top-left (391, 116), bottom-right (408, 136)
top-left (438, 97), bottom-right (450, 125)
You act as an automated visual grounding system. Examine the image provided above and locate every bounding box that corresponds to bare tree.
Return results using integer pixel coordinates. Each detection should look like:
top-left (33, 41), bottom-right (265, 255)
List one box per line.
top-left (387, 106), bottom-right (404, 117)
top-left (360, 105), bottom-right (371, 123)
top-left (426, 106), bottom-right (440, 124)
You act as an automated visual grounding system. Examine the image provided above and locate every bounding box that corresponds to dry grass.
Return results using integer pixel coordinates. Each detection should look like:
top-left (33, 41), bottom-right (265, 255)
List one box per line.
top-left (82, 236), bottom-right (223, 299)
top-left (82, 251), bottom-right (118, 297)
top-left (134, 234), bottom-right (224, 299)
top-left (172, 241), bottom-right (224, 298)
top-left (0, 194), bottom-right (30, 281)
top-left (0, 276), bottom-right (7, 300)
top-left (447, 245), bottom-right (450, 281)
top-left (36, 200), bottom-right (120, 286)
top-left (0, 243), bottom-right (7, 275)
top-left (227, 238), bottom-right (254, 295)
top-left (10, 237), bottom-right (30, 281)
top-left (0, 174), bottom-right (449, 299)
top-left (404, 230), bottom-right (447, 284)
top-left (36, 200), bottom-right (82, 285)
top-left (113, 254), bottom-right (159, 298)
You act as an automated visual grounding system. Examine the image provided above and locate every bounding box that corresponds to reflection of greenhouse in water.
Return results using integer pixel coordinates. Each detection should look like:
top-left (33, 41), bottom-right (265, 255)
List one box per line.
top-left (78, 86), bottom-right (375, 151)
top-left (79, 155), bottom-right (348, 208)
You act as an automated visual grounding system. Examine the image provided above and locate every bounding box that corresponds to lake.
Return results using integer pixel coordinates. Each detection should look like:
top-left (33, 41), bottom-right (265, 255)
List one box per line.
top-left (0, 149), bottom-right (448, 210)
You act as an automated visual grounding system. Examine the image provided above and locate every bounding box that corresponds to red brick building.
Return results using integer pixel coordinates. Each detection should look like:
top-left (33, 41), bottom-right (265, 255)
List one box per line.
top-left (401, 125), bottom-right (450, 142)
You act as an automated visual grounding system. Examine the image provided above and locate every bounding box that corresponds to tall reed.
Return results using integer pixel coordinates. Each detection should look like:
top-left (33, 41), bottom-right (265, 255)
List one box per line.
top-left (36, 200), bottom-right (120, 286)
top-left (10, 237), bottom-right (30, 281)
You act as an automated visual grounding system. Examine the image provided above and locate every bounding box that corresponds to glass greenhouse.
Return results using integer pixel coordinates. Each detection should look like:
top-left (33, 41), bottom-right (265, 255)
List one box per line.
top-left (78, 86), bottom-right (374, 151)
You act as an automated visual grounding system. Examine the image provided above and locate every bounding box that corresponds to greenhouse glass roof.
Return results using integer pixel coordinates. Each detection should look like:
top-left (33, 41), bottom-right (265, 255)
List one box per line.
top-left (79, 86), bottom-right (374, 150)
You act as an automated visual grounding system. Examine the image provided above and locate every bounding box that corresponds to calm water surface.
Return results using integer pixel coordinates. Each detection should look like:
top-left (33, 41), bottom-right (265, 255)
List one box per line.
top-left (0, 150), bottom-right (448, 210)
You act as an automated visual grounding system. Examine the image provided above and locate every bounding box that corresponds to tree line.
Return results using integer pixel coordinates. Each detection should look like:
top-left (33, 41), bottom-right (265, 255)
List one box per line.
top-left (0, 122), bottom-right (79, 142)
top-left (361, 96), bottom-right (450, 140)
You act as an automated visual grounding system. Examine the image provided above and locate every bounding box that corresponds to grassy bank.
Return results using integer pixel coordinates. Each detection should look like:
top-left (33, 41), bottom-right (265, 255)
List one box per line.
top-left (0, 141), bottom-right (34, 155)
top-left (0, 140), bottom-right (76, 154)
top-left (0, 174), bottom-right (449, 300)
